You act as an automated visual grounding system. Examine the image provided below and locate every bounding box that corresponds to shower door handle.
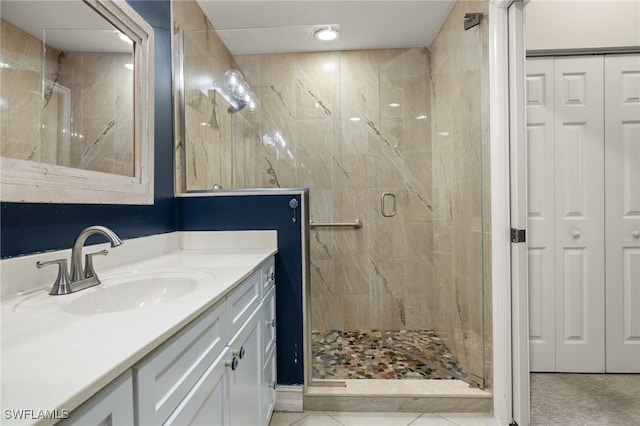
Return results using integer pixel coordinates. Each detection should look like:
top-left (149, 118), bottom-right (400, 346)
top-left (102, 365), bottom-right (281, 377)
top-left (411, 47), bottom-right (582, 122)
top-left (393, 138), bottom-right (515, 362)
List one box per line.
top-left (381, 192), bottom-right (396, 217)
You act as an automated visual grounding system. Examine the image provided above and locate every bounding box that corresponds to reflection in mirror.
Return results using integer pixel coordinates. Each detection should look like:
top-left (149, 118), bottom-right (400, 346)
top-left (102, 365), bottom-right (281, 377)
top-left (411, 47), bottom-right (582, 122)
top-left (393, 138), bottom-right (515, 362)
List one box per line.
top-left (0, 0), bottom-right (154, 204)
top-left (42, 29), bottom-right (134, 176)
top-left (1, 2), bottom-right (134, 176)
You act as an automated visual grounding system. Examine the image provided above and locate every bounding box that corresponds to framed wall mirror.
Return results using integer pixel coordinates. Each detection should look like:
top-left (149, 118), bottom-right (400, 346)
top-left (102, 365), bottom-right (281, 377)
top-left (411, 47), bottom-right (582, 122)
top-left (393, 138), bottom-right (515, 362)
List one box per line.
top-left (0, 0), bottom-right (154, 204)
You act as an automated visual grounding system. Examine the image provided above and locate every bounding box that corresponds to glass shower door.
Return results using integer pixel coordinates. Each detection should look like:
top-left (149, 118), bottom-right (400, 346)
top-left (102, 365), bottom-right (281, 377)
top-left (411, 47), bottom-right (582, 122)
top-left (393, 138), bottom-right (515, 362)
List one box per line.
top-left (310, 16), bottom-right (486, 388)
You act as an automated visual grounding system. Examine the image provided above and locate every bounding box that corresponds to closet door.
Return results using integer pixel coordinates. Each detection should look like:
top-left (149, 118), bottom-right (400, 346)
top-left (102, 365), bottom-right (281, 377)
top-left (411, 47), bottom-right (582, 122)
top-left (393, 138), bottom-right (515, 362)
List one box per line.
top-left (526, 57), bottom-right (557, 371)
top-left (605, 54), bottom-right (640, 373)
top-left (553, 56), bottom-right (605, 372)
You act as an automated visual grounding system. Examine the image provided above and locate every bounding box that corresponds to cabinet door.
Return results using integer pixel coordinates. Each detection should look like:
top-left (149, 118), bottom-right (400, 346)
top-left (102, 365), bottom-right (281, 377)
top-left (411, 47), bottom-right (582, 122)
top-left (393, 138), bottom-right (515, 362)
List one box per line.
top-left (60, 371), bottom-right (133, 426)
top-left (262, 286), bottom-right (277, 365)
top-left (228, 307), bottom-right (262, 426)
top-left (262, 348), bottom-right (277, 425)
top-left (604, 54), bottom-right (640, 373)
top-left (261, 286), bottom-right (277, 425)
top-left (164, 349), bottom-right (230, 426)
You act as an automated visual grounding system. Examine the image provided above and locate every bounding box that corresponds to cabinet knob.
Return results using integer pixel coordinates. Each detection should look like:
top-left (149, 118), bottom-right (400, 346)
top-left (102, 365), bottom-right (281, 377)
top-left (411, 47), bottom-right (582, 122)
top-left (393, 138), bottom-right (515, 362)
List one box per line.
top-left (268, 319), bottom-right (276, 328)
top-left (571, 230), bottom-right (581, 239)
top-left (232, 346), bottom-right (245, 359)
top-left (632, 230), bottom-right (640, 239)
top-left (226, 357), bottom-right (239, 371)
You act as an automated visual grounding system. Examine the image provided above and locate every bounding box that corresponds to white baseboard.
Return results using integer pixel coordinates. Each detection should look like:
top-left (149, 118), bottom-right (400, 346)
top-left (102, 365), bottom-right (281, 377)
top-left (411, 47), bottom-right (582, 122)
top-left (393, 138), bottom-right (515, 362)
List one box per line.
top-left (275, 385), bottom-right (303, 412)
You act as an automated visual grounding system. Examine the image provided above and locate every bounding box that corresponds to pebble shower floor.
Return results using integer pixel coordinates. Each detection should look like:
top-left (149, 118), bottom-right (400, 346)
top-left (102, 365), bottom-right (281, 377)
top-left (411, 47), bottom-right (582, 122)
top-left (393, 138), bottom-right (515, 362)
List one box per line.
top-left (312, 329), bottom-right (467, 380)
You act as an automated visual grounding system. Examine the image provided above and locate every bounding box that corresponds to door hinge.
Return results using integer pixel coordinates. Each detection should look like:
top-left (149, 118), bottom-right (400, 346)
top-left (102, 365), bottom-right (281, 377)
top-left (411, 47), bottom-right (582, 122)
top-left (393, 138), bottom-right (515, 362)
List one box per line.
top-left (511, 228), bottom-right (526, 243)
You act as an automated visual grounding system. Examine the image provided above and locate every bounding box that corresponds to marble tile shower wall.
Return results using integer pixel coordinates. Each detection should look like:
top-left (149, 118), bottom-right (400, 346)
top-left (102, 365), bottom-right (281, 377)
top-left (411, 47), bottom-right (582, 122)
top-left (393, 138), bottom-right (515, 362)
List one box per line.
top-left (173, 0), bottom-right (491, 382)
top-left (1, 20), bottom-right (134, 176)
top-left (230, 48), bottom-right (437, 335)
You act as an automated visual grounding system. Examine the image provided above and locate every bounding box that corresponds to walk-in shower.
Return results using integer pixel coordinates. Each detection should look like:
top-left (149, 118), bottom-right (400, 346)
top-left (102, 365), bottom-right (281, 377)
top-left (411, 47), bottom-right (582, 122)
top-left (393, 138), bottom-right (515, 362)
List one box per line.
top-left (174, 0), bottom-right (490, 410)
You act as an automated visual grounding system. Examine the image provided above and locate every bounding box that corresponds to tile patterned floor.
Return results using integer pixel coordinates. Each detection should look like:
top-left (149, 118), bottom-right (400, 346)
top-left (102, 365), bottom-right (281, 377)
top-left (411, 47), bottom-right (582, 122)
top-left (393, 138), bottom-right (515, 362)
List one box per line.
top-left (269, 411), bottom-right (498, 426)
top-left (312, 330), bottom-right (467, 381)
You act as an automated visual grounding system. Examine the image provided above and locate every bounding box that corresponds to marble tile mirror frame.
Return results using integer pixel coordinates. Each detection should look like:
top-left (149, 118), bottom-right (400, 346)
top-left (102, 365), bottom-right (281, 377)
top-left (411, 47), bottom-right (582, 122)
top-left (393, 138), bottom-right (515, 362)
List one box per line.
top-left (0, 0), bottom-right (155, 205)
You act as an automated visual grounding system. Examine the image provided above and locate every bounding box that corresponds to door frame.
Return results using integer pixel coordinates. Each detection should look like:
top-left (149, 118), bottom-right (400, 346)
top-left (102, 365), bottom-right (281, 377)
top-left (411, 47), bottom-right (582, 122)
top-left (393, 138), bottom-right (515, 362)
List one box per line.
top-left (488, 0), bottom-right (528, 424)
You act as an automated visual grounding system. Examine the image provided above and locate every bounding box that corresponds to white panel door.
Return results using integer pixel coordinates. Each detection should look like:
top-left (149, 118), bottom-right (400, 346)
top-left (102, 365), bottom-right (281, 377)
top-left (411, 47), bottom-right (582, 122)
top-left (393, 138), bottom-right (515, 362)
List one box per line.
top-left (605, 54), bottom-right (640, 373)
top-left (554, 56), bottom-right (605, 372)
top-left (526, 57), bottom-right (557, 372)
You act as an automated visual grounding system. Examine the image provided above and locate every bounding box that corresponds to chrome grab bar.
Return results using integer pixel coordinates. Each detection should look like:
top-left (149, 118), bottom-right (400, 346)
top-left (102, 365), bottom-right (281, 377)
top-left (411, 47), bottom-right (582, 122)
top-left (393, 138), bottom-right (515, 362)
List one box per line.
top-left (309, 219), bottom-right (363, 229)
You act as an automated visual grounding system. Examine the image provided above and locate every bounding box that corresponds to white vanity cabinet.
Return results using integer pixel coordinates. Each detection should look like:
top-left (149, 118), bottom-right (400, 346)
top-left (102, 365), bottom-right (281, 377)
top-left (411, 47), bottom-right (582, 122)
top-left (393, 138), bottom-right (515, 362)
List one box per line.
top-left (131, 256), bottom-right (276, 426)
top-left (133, 299), bottom-right (228, 425)
top-left (59, 371), bottom-right (134, 426)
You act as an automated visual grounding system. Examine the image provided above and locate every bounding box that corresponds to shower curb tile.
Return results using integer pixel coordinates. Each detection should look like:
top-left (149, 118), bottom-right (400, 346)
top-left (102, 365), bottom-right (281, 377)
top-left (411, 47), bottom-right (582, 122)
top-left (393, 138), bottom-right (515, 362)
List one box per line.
top-left (302, 395), bottom-right (491, 414)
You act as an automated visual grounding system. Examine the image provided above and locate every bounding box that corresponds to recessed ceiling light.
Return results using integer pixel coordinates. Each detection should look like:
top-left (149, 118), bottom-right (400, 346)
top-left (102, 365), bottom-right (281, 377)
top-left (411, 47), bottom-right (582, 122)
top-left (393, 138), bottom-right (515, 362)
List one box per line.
top-left (315, 27), bottom-right (338, 41)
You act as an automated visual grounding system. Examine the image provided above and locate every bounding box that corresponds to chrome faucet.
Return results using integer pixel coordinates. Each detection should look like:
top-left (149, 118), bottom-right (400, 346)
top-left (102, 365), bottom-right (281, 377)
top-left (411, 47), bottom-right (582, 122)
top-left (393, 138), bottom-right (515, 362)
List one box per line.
top-left (37, 226), bottom-right (124, 295)
top-left (70, 226), bottom-right (123, 282)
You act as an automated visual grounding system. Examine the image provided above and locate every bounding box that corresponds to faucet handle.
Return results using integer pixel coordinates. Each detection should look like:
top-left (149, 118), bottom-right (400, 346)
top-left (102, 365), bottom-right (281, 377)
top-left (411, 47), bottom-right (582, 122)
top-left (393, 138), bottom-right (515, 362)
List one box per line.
top-left (84, 249), bottom-right (109, 280)
top-left (37, 259), bottom-right (72, 295)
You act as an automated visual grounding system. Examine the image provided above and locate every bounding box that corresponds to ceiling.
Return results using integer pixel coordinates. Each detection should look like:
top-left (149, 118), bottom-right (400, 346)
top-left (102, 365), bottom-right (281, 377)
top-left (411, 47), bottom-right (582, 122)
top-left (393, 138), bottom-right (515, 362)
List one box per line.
top-left (2, 0), bottom-right (457, 55)
top-left (1, 0), bottom-right (133, 53)
top-left (195, 1), bottom-right (457, 55)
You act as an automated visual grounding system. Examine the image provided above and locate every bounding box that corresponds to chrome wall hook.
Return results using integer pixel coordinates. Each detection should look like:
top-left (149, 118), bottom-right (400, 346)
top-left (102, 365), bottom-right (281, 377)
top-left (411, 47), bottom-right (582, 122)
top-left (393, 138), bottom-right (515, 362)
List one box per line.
top-left (289, 198), bottom-right (299, 223)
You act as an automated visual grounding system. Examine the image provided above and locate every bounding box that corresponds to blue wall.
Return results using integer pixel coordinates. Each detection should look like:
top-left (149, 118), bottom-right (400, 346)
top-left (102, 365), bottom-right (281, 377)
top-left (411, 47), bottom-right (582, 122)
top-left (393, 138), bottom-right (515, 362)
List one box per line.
top-left (0, 0), bottom-right (176, 259)
top-left (178, 194), bottom-right (305, 385)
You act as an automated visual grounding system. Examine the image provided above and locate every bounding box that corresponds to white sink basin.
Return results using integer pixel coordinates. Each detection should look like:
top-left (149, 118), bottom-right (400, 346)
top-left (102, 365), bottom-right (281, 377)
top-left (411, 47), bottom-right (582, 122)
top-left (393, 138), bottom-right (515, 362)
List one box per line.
top-left (62, 271), bottom-right (205, 315)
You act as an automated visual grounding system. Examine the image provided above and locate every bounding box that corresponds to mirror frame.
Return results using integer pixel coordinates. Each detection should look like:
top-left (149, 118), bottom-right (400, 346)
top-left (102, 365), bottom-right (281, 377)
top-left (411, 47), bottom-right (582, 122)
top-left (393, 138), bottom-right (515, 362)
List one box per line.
top-left (0, 0), bottom-right (154, 204)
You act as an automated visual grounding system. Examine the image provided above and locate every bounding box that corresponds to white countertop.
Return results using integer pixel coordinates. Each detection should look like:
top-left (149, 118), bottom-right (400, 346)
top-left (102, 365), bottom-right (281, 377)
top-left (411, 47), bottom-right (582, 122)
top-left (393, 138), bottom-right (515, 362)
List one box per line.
top-left (0, 231), bottom-right (277, 426)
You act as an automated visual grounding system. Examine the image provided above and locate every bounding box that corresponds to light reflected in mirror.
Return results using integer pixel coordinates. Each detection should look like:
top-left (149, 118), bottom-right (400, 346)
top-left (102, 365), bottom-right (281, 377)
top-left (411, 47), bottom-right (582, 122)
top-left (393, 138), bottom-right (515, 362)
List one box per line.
top-left (1, 1), bottom-right (135, 177)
